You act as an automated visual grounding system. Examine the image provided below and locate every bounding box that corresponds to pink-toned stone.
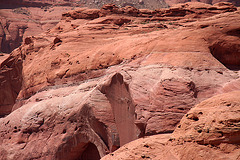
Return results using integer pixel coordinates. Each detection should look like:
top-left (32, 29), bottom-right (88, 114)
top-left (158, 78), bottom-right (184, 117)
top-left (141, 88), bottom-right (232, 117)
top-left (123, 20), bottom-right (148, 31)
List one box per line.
top-left (165, 0), bottom-right (240, 6)
top-left (0, 73), bottom-right (139, 159)
top-left (102, 91), bottom-right (240, 160)
top-left (0, 3), bottom-right (240, 159)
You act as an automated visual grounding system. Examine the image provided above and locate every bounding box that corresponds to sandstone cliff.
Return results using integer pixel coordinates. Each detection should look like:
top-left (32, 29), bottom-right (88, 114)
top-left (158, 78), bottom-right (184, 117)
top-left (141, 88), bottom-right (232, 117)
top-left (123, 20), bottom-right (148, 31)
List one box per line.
top-left (0, 0), bottom-right (168, 11)
top-left (0, 2), bottom-right (239, 159)
top-left (165, 0), bottom-right (240, 6)
top-left (1, 0), bottom-right (238, 53)
top-left (0, 6), bottom-right (84, 53)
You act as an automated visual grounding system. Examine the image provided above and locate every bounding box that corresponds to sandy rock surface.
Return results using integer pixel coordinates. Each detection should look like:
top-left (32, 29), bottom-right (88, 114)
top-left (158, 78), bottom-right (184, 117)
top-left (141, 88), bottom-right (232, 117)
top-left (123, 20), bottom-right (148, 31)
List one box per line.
top-left (0, 0), bottom-right (167, 9)
top-left (0, 6), bottom-right (83, 53)
top-left (0, 2), bottom-right (240, 159)
top-left (102, 91), bottom-right (240, 160)
top-left (1, 0), bottom-right (239, 53)
top-left (165, 0), bottom-right (240, 6)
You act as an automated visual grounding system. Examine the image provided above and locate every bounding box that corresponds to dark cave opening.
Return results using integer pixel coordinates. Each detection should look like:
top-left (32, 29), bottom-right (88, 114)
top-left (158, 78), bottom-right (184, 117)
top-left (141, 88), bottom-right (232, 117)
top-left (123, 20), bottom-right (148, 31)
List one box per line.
top-left (56, 140), bottom-right (101, 160)
top-left (80, 142), bottom-right (101, 160)
top-left (208, 27), bottom-right (240, 71)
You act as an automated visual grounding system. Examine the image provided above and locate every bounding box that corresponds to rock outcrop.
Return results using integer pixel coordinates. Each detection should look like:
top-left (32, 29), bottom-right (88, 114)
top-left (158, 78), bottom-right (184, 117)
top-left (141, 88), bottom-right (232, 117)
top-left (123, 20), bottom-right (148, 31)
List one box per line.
top-left (102, 91), bottom-right (240, 160)
top-left (0, 6), bottom-right (83, 53)
top-left (0, 0), bottom-right (168, 10)
top-left (172, 90), bottom-right (240, 146)
top-left (0, 52), bottom-right (23, 117)
top-left (0, 73), bottom-right (139, 159)
top-left (1, 0), bottom-right (238, 53)
top-left (0, 2), bottom-right (240, 159)
top-left (165, 0), bottom-right (240, 6)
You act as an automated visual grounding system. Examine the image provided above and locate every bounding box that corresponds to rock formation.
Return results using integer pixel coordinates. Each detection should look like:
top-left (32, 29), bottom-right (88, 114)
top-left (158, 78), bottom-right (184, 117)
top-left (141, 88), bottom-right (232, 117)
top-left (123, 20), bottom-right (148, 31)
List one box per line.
top-left (0, 6), bottom-right (84, 53)
top-left (1, 0), bottom-right (238, 53)
top-left (102, 91), bottom-right (240, 159)
top-left (165, 0), bottom-right (240, 6)
top-left (0, 0), bottom-right (167, 54)
top-left (0, 0), bottom-right (168, 10)
top-left (0, 2), bottom-right (239, 159)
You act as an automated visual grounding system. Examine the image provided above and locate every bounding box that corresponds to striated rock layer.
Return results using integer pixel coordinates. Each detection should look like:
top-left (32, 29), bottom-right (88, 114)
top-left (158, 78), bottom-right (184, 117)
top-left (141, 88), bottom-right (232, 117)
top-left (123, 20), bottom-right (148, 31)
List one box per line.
top-left (0, 0), bottom-right (168, 10)
top-left (1, 0), bottom-right (239, 53)
top-left (165, 0), bottom-right (240, 6)
top-left (0, 6), bottom-right (83, 53)
top-left (0, 2), bottom-right (240, 159)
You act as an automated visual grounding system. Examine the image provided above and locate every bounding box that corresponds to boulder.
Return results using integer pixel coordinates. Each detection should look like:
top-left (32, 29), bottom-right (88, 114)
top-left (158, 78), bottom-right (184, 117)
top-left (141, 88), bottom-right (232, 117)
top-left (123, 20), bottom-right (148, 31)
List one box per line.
top-left (173, 90), bottom-right (240, 145)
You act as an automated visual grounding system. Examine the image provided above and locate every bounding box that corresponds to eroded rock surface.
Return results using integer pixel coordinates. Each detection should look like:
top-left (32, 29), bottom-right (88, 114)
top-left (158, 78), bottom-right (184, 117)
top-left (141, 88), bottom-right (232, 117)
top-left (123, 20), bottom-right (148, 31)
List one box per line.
top-left (0, 6), bottom-right (83, 53)
top-left (0, 1), bottom-right (238, 53)
top-left (0, 52), bottom-right (23, 117)
top-left (0, 2), bottom-right (240, 159)
top-left (0, 73), bottom-right (139, 159)
top-left (173, 90), bottom-right (240, 146)
top-left (102, 91), bottom-right (240, 160)
top-left (165, 0), bottom-right (240, 6)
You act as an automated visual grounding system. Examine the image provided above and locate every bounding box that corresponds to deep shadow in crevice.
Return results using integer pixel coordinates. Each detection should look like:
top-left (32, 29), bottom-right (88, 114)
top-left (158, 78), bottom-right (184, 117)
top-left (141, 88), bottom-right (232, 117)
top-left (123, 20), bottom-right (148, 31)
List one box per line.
top-left (80, 142), bottom-right (101, 160)
top-left (208, 26), bottom-right (240, 71)
top-left (85, 105), bottom-right (110, 152)
top-left (223, 65), bottom-right (240, 71)
top-left (209, 43), bottom-right (240, 71)
top-left (0, 54), bottom-right (23, 117)
top-left (226, 28), bottom-right (240, 38)
top-left (55, 134), bottom-right (101, 160)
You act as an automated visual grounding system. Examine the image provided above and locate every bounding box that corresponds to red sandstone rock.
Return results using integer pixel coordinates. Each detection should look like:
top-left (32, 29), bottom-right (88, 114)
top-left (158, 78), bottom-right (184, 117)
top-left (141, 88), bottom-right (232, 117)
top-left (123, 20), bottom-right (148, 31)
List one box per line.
top-left (0, 2), bottom-right (240, 159)
top-left (0, 73), bottom-right (139, 159)
top-left (0, 51), bottom-right (22, 117)
top-left (0, 2), bottom-right (239, 126)
top-left (219, 78), bottom-right (240, 94)
top-left (165, 0), bottom-right (240, 6)
top-left (0, 6), bottom-right (82, 53)
top-left (208, 25), bottom-right (240, 67)
top-left (0, 2), bottom-right (237, 53)
top-left (0, 53), bottom-right (8, 64)
top-left (102, 91), bottom-right (240, 160)
top-left (172, 90), bottom-right (240, 146)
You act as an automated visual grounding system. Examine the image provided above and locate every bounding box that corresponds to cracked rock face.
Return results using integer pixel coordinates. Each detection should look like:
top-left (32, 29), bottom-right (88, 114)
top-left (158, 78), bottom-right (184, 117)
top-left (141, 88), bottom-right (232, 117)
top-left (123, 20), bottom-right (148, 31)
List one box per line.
top-left (0, 2), bottom-right (240, 159)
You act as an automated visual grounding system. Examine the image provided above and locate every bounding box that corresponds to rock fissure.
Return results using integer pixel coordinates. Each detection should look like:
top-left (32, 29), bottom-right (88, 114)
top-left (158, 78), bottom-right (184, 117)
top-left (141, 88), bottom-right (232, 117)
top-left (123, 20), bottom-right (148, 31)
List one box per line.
top-left (99, 73), bottom-right (138, 146)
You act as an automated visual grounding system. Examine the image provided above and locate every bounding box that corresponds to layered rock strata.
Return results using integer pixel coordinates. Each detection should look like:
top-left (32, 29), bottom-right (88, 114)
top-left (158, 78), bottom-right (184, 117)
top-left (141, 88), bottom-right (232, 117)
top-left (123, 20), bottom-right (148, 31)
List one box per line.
top-left (0, 2), bottom-right (239, 159)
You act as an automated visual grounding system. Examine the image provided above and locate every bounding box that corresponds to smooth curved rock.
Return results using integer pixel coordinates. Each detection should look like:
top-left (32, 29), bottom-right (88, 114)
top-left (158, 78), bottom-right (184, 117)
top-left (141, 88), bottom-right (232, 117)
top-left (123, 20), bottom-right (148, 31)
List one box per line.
top-left (209, 26), bottom-right (240, 67)
top-left (102, 91), bottom-right (240, 160)
top-left (172, 90), bottom-right (240, 145)
top-left (0, 73), bottom-right (139, 159)
top-left (0, 3), bottom-right (240, 159)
